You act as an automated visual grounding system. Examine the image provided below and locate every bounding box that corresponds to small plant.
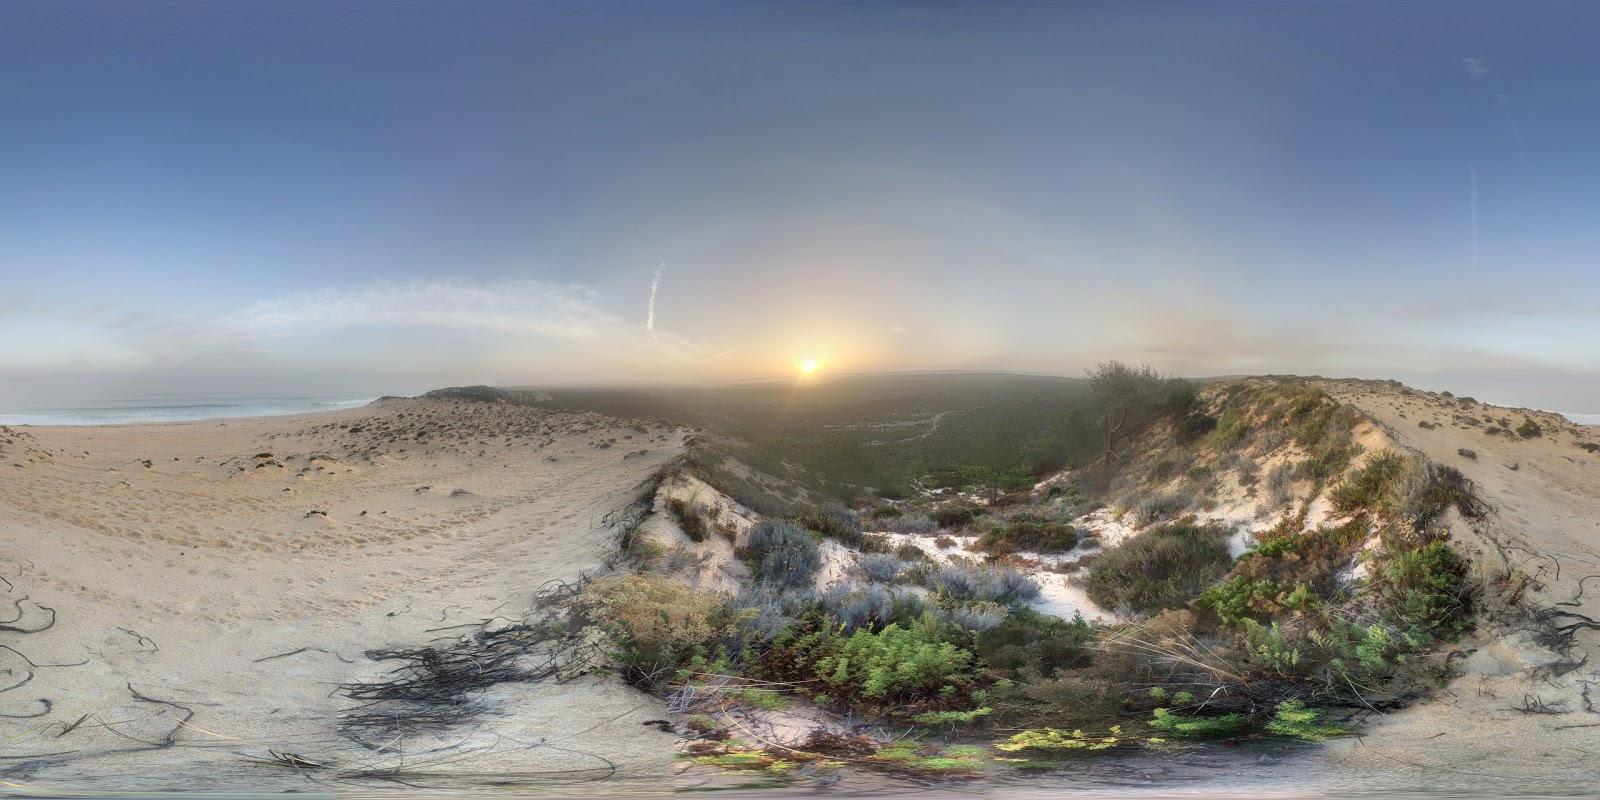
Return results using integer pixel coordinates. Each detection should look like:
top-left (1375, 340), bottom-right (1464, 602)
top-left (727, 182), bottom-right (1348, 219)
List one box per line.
top-left (1147, 708), bottom-right (1248, 738)
top-left (1516, 419), bottom-right (1542, 438)
top-left (994, 725), bottom-right (1133, 753)
top-left (667, 497), bottom-right (707, 542)
top-left (1265, 700), bottom-right (1348, 742)
top-left (1134, 492), bottom-right (1193, 526)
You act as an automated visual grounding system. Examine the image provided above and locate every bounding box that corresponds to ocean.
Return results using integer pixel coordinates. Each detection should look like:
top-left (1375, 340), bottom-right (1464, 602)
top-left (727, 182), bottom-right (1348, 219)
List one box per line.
top-left (0, 395), bottom-right (375, 426)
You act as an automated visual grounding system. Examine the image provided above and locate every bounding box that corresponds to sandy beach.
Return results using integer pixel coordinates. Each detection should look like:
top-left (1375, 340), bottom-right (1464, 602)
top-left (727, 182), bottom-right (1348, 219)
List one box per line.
top-left (0, 398), bottom-right (686, 792)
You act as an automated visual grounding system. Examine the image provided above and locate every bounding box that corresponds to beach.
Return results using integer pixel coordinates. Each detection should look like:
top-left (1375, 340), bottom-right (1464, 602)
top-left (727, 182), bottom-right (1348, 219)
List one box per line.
top-left (0, 398), bottom-right (686, 791)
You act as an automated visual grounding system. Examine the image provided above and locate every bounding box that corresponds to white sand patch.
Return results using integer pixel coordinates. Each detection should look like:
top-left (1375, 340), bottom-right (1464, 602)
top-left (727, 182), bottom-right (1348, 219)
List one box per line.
top-left (0, 399), bottom-right (690, 791)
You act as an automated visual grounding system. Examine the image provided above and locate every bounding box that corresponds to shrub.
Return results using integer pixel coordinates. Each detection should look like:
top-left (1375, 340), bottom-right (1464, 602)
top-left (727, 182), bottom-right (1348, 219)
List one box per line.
top-left (1084, 521), bottom-right (1233, 614)
top-left (1295, 438), bottom-right (1360, 483)
top-left (1265, 463), bottom-right (1295, 507)
top-left (1372, 542), bottom-right (1470, 642)
top-left (666, 497), bottom-right (707, 542)
top-left (896, 542), bottom-right (929, 562)
top-left (1209, 408), bottom-right (1246, 450)
top-left (1328, 452), bottom-right (1407, 516)
top-left (934, 535), bottom-right (958, 549)
top-left (1517, 419), bottom-right (1543, 438)
top-left (881, 513), bottom-right (937, 534)
top-left (796, 505), bottom-right (866, 547)
top-left (926, 563), bottom-right (1042, 604)
top-left (1457, 448), bottom-right (1477, 460)
top-left (583, 575), bottom-right (738, 687)
top-left (1399, 462), bottom-right (1486, 532)
top-left (743, 520), bottom-right (822, 588)
top-left (977, 519), bottom-right (1079, 555)
top-left (974, 608), bottom-right (1094, 678)
top-left (763, 621), bottom-right (978, 706)
top-left (821, 582), bottom-right (925, 632)
top-left (1265, 700), bottom-right (1348, 741)
top-left (932, 503), bottom-right (983, 529)
top-left (1148, 708), bottom-right (1248, 738)
top-left (1198, 577), bottom-right (1316, 627)
top-left (856, 553), bottom-right (907, 583)
top-left (1134, 492), bottom-right (1192, 526)
top-left (938, 601), bottom-right (1010, 632)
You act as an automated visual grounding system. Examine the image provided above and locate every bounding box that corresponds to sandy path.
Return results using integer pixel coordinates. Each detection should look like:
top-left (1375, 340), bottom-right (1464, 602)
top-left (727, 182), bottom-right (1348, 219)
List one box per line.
top-left (0, 399), bottom-right (686, 792)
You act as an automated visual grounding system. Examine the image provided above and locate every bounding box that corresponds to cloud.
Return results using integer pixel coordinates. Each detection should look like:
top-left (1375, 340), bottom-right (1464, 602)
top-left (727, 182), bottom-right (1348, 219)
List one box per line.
top-left (1462, 57), bottom-right (1490, 78)
top-left (646, 261), bottom-right (665, 339)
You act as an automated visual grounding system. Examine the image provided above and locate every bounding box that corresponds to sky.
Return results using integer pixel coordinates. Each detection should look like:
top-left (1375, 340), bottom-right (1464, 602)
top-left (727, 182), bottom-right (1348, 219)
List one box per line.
top-left (1, 1), bottom-right (1598, 413)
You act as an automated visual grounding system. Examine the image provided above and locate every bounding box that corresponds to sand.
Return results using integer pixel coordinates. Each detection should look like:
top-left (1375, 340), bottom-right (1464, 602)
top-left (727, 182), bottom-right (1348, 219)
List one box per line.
top-left (0, 398), bottom-right (687, 792)
top-left (1315, 380), bottom-right (1600, 792)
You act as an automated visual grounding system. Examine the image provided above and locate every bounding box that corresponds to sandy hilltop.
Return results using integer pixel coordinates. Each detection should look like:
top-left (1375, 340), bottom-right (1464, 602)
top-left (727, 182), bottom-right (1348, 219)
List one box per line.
top-left (0, 395), bottom-right (688, 792)
top-left (0, 377), bottom-right (1597, 794)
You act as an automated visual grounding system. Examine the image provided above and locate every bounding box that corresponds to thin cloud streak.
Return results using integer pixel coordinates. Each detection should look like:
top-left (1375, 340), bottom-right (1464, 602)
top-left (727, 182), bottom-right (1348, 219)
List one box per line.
top-left (646, 261), bottom-right (665, 339)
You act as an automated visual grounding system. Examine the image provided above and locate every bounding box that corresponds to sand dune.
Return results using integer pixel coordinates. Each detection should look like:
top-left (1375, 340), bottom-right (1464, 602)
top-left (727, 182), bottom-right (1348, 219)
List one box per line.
top-left (1320, 380), bottom-right (1600, 791)
top-left (0, 399), bottom-right (687, 792)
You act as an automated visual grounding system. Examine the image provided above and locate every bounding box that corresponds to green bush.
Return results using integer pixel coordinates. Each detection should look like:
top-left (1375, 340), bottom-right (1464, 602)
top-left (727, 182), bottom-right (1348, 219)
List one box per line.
top-left (977, 519), bottom-right (1079, 555)
top-left (932, 503), bottom-right (984, 529)
top-left (1198, 577), bottom-right (1316, 627)
top-left (1373, 541), bottom-right (1469, 642)
top-left (1517, 419), bottom-right (1542, 438)
top-left (1209, 408), bottom-right (1246, 449)
top-left (762, 620), bottom-right (979, 707)
top-left (1084, 521), bottom-right (1233, 614)
top-left (974, 608), bottom-right (1094, 678)
top-left (1148, 707), bottom-right (1248, 738)
top-left (1328, 452), bottom-right (1407, 516)
top-left (1265, 700), bottom-right (1348, 742)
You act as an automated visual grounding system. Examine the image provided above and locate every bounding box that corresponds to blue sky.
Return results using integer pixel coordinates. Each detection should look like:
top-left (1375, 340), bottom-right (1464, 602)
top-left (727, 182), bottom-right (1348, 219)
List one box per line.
top-left (1, 1), bottom-right (1597, 412)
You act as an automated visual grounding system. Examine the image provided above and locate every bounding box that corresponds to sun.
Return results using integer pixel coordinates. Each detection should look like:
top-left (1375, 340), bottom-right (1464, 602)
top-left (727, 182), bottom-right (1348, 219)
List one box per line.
top-left (796, 357), bottom-right (822, 376)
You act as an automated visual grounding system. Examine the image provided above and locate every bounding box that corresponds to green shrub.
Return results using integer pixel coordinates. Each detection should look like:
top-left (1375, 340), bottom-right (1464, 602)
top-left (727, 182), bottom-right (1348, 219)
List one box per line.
top-left (1148, 707), bottom-right (1248, 738)
top-left (762, 620), bottom-right (979, 707)
top-left (1265, 700), bottom-right (1348, 741)
top-left (1372, 542), bottom-right (1469, 642)
top-left (1209, 408), bottom-right (1246, 449)
top-left (1084, 521), bottom-right (1233, 614)
top-left (1516, 419), bottom-right (1542, 438)
top-left (932, 503), bottom-right (984, 529)
top-left (1198, 577), bottom-right (1316, 627)
top-left (974, 608), bottom-right (1094, 678)
top-left (1328, 452), bottom-right (1407, 516)
top-left (583, 575), bottom-right (740, 688)
top-left (796, 505), bottom-right (866, 547)
top-left (978, 519), bottom-right (1079, 555)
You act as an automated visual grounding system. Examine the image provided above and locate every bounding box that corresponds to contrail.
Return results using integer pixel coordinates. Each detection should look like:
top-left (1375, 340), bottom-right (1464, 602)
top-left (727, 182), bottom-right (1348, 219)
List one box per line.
top-left (1469, 167), bottom-right (1479, 271)
top-left (645, 260), bottom-right (665, 338)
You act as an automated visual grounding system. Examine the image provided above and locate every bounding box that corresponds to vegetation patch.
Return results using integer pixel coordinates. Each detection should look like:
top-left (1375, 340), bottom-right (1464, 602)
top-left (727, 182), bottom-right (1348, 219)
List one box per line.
top-left (1084, 520), bottom-right (1233, 613)
top-left (977, 517), bottom-right (1079, 555)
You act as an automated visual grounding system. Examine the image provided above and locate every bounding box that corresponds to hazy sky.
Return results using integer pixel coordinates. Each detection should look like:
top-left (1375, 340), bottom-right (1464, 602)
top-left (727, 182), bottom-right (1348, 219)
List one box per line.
top-left (2, 1), bottom-right (1598, 412)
